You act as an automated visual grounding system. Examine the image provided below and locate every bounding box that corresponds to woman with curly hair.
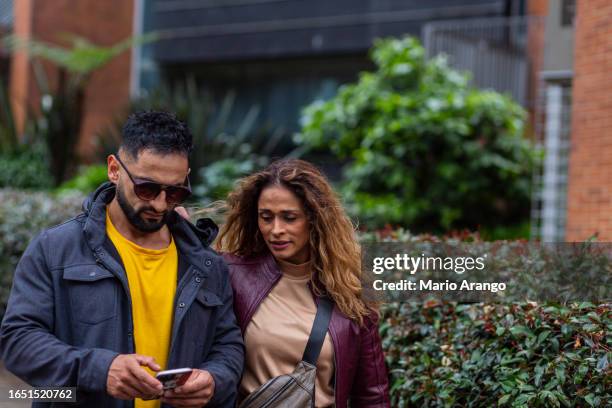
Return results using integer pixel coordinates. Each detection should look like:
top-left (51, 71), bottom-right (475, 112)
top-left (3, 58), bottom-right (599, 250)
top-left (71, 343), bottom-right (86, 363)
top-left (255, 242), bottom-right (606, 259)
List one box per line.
top-left (216, 158), bottom-right (390, 408)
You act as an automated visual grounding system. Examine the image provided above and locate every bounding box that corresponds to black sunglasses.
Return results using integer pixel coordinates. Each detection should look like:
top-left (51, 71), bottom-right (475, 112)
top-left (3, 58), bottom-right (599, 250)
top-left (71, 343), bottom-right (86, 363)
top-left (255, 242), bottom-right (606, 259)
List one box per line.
top-left (114, 154), bottom-right (192, 205)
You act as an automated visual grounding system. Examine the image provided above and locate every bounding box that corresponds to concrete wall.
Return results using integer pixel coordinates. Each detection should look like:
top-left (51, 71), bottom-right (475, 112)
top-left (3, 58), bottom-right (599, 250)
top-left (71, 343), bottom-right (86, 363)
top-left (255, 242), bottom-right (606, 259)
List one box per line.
top-left (150, 0), bottom-right (507, 63)
top-left (542, 0), bottom-right (575, 73)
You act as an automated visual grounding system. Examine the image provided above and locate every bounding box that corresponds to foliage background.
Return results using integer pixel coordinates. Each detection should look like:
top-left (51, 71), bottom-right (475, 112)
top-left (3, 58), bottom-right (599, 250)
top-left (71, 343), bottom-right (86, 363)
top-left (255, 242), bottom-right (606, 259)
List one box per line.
top-left (0, 190), bottom-right (83, 316)
top-left (2, 33), bottom-right (605, 408)
top-left (382, 301), bottom-right (610, 407)
top-left (298, 37), bottom-right (539, 234)
top-left (94, 78), bottom-right (300, 205)
top-left (0, 191), bottom-right (609, 407)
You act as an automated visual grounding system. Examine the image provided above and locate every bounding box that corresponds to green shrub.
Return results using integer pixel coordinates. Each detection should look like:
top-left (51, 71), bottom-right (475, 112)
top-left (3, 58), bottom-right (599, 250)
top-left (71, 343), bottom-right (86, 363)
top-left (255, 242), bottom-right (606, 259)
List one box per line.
top-left (0, 193), bottom-right (608, 407)
top-left (298, 37), bottom-right (539, 233)
top-left (56, 164), bottom-right (108, 195)
top-left (0, 143), bottom-right (54, 189)
top-left (0, 189), bottom-right (83, 315)
top-left (381, 301), bottom-right (611, 407)
top-left (194, 157), bottom-right (264, 205)
top-left (4, 33), bottom-right (157, 185)
top-left (96, 77), bottom-right (297, 204)
top-left (362, 230), bottom-right (610, 406)
top-left (0, 80), bottom-right (19, 155)
top-left (1, 80), bottom-right (54, 190)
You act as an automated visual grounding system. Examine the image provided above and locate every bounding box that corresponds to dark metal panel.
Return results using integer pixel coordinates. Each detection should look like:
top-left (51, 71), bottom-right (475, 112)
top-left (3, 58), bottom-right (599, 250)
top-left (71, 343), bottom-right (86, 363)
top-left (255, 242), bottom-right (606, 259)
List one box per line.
top-left (149, 0), bottom-right (506, 62)
top-left (0, 0), bottom-right (13, 28)
top-left (155, 25), bottom-right (394, 63)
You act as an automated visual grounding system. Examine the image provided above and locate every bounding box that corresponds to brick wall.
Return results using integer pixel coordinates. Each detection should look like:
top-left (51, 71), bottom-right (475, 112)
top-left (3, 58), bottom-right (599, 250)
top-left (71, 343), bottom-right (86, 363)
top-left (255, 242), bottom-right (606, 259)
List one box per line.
top-left (565, 0), bottom-right (612, 240)
top-left (9, 0), bottom-right (134, 163)
top-left (8, 0), bottom-right (33, 134)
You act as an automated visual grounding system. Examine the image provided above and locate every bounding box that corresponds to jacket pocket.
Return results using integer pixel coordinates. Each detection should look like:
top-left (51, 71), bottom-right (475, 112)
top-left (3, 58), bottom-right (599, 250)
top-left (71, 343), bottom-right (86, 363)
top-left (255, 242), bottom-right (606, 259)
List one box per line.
top-left (184, 289), bottom-right (224, 358)
top-left (63, 265), bottom-right (118, 325)
top-left (194, 289), bottom-right (223, 308)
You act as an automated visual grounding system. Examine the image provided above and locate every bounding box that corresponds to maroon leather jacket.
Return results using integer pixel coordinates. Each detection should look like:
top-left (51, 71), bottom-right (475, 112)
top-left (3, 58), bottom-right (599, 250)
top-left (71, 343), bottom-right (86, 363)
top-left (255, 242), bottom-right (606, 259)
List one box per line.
top-left (223, 252), bottom-right (391, 408)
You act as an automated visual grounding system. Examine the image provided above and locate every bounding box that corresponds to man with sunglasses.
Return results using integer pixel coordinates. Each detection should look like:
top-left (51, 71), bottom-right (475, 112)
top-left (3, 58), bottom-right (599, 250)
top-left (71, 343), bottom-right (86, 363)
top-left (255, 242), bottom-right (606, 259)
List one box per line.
top-left (0, 111), bottom-right (244, 407)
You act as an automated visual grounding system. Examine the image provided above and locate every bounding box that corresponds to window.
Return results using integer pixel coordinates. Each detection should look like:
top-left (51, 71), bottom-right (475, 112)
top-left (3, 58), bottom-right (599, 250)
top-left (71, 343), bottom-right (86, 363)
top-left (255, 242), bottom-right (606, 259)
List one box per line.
top-left (561, 0), bottom-right (575, 27)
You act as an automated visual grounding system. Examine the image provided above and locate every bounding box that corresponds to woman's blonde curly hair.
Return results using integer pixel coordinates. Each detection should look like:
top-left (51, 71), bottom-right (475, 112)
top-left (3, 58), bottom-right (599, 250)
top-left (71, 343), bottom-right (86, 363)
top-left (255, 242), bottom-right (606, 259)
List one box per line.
top-left (215, 158), bottom-right (375, 325)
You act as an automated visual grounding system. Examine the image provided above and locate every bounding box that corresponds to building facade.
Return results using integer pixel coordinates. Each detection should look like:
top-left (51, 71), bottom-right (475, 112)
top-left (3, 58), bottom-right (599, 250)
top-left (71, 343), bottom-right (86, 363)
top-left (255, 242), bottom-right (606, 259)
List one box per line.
top-left (3, 0), bottom-right (611, 241)
top-left (136, 0), bottom-right (519, 136)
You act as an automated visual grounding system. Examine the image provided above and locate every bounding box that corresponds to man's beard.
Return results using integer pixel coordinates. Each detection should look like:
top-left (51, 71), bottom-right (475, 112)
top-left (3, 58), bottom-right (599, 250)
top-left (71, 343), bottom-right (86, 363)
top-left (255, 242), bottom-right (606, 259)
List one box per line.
top-left (116, 184), bottom-right (171, 233)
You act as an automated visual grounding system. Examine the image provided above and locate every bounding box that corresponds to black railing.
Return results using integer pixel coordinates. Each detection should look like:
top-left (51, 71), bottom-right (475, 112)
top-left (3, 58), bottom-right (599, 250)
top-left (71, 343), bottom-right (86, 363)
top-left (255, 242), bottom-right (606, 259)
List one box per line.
top-left (422, 16), bottom-right (543, 108)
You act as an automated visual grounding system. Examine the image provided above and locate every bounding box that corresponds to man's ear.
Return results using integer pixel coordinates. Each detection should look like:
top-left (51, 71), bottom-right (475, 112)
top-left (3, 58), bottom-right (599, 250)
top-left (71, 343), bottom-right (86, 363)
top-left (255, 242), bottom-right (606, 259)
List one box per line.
top-left (107, 155), bottom-right (120, 184)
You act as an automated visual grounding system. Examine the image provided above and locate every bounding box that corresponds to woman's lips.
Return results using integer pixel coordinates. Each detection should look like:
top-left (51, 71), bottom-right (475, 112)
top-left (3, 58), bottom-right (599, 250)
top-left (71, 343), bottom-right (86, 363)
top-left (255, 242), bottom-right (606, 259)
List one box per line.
top-left (270, 241), bottom-right (290, 250)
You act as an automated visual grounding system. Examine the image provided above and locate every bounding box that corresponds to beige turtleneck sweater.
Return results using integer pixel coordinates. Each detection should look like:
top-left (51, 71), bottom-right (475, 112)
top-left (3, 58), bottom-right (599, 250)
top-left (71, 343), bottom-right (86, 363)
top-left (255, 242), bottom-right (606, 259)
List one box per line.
top-left (239, 258), bottom-right (335, 407)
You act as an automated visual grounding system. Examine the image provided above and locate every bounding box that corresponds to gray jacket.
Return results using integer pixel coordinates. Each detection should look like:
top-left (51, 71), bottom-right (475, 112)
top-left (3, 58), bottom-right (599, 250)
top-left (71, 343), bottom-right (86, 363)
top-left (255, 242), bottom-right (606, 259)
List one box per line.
top-left (0, 182), bottom-right (244, 407)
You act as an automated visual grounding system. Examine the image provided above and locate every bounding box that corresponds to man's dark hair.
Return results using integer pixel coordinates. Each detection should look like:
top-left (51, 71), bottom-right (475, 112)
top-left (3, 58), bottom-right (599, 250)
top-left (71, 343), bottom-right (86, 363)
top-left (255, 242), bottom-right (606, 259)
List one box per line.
top-left (120, 111), bottom-right (193, 159)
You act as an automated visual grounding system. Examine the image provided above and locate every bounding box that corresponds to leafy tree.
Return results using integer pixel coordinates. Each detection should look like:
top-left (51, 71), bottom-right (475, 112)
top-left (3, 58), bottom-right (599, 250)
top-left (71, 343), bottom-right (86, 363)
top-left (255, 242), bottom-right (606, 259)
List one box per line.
top-left (96, 77), bottom-right (302, 204)
top-left (0, 80), bottom-right (53, 189)
top-left (0, 80), bottom-right (18, 154)
top-left (3, 33), bottom-right (157, 185)
top-left (297, 37), bottom-right (539, 233)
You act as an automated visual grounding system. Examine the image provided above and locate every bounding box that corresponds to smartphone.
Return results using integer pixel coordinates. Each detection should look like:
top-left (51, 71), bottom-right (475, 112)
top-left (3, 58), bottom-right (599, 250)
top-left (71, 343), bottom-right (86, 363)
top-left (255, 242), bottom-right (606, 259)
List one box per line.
top-left (155, 368), bottom-right (193, 390)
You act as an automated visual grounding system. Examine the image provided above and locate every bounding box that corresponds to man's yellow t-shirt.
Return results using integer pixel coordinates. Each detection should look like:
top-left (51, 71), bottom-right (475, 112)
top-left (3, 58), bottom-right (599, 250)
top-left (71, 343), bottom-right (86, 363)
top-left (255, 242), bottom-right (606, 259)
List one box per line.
top-left (106, 210), bottom-right (178, 408)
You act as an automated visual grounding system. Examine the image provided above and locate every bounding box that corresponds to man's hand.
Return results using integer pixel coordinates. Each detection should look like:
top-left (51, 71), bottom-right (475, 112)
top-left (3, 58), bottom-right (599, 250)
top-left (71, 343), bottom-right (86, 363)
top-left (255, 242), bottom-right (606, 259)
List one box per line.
top-left (161, 369), bottom-right (215, 407)
top-left (175, 206), bottom-right (190, 220)
top-left (106, 354), bottom-right (163, 400)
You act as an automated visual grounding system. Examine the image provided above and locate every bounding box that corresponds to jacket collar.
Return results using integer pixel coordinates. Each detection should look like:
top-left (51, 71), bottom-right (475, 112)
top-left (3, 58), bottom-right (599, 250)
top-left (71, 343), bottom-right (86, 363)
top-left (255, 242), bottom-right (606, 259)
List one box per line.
top-left (82, 182), bottom-right (218, 275)
top-left (259, 252), bottom-right (283, 281)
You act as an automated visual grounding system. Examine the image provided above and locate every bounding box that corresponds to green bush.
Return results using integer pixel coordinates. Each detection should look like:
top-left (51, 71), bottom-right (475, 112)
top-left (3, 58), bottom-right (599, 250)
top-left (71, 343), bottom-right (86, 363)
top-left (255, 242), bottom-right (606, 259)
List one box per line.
top-left (0, 189), bottom-right (83, 315)
top-left (381, 301), bottom-right (611, 407)
top-left (1, 80), bottom-right (53, 190)
top-left (366, 231), bottom-right (611, 406)
top-left (194, 158), bottom-right (264, 205)
top-left (95, 77), bottom-right (297, 204)
top-left (56, 164), bottom-right (108, 195)
top-left (0, 143), bottom-right (54, 189)
top-left (4, 33), bottom-right (157, 185)
top-left (0, 193), bottom-right (608, 407)
top-left (298, 37), bottom-right (539, 233)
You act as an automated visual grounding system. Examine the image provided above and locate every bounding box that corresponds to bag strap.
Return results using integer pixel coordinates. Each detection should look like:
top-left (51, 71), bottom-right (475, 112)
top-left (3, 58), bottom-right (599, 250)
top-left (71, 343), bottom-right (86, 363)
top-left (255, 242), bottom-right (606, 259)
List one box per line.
top-left (301, 296), bottom-right (334, 366)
